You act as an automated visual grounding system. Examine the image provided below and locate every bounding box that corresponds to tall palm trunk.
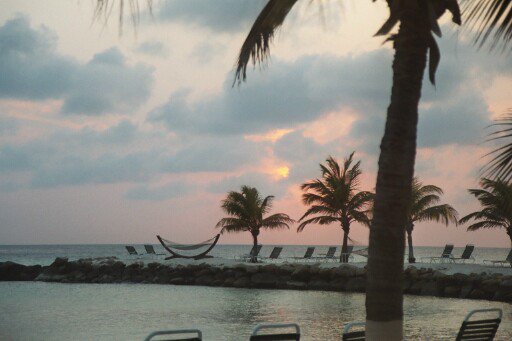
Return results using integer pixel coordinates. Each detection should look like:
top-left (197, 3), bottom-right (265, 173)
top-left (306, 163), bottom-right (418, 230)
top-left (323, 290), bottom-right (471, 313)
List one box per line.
top-left (250, 229), bottom-right (259, 263)
top-left (366, 4), bottom-right (429, 340)
top-left (507, 227), bottom-right (512, 248)
top-left (407, 223), bottom-right (415, 263)
top-left (341, 226), bottom-right (349, 263)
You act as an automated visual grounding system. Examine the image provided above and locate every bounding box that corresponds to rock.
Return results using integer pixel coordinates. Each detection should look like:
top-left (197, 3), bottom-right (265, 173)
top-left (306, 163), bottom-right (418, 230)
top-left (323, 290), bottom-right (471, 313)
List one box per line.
top-left (468, 289), bottom-right (489, 300)
top-left (317, 268), bottom-right (332, 280)
top-left (0, 262), bottom-right (42, 281)
top-left (309, 280), bottom-right (331, 290)
top-left (232, 277), bottom-right (250, 288)
top-left (459, 284), bottom-right (474, 298)
top-left (444, 286), bottom-right (460, 297)
top-left (169, 277), bottom-right (185, 285)
top-left (408, 281), bottom-right (424, 295)
top-left (329, 278), bottom-right (347, 291)
top-left (223, 278), bottom-right (235, 287)
top-left (251, 273), bottom-right (278, 288)
top-left (333, 265), bottom-right (356, 278)
top-left (354, 267), bottom-right (366, 277)
top-left (345, 277), bottom-right (365, 292)
top-left (285, 281), bottom-right (308, 290)
top-left (195, 275), bottom-right (214, 286)
top-left (420, 281), bottom-right (439, 296)
top-left (291, 267), bottom-right (311, 281)
top-left (50, 257), bottom-right (68, 268)
top-left (481, 279), bottom-right (501, 293)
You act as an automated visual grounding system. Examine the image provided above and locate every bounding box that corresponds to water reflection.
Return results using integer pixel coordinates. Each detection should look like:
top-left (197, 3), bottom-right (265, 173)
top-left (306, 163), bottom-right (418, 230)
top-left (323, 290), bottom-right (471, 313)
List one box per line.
top-left (0, 282), bottom-right (510, 340)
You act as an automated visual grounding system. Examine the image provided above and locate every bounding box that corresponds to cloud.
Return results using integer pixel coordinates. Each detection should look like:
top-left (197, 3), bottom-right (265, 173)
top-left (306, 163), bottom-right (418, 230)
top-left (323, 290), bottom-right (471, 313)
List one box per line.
top-left (156, 0), bottom-right (266, 33)
top-left (125, 181), bottom-right (197, 201)
top-left (134, 41), bottom-right (168, 57)
top-left (161, 136), bottom-right (266, 173)
top-left (0, 16), bottom-right (154, 115)
top-left (150, 50), bottom-right (393, 136)
top-left (207, 172), bottom-right (288, 198)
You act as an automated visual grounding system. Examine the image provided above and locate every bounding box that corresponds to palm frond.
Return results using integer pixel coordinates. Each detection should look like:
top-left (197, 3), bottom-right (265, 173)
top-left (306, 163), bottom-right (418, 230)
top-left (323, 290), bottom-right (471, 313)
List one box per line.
top-left (482, 110), bottom-right (512, 182)
top-left (297, 215), bottom-right (339, 232)
top-left (463, 0), bottom-right (512, 51)
top-left (234, 0), bottom-right (298, 84)
top-left (414, 204), bottom-right (459, 226)
top-left (459, 178), bottom-right (512, 231)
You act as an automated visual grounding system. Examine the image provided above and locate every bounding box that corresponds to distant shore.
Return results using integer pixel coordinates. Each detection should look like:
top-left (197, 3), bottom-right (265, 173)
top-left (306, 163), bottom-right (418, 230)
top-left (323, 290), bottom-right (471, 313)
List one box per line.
top-left (1, 257), bottom-right (511, 303)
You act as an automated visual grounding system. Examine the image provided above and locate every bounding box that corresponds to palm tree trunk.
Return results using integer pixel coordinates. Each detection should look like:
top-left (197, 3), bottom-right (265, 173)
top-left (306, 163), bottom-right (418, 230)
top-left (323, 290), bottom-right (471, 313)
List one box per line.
top-left (407, 228), bottom-right (415, 263)
top-left (341, 227), bottom-right (349, 263)
top-left (366, 3), bottom-right (429, 340)
top-left (507, 227), bottom-right (512, 248)
top-left (251, 230), bottom-right (259, 263)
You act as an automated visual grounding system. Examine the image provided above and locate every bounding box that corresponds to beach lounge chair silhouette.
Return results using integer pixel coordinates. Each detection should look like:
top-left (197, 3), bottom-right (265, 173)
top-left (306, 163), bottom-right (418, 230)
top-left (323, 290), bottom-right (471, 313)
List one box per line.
top-left (237, 244), bottom-right (263, 261)
top-left (291, 247), bottom-right (315, 262)
top-left (250, 323), bottom-right (300, 341)
top-left (455, 308), bottom-right (502, 341)
top-left (144, 244), bottom-right (165, 255)
top-left (315, 246), bottom-right (337, 261)
top-left (340, 245), bottom-right (355, 262)
top-left (341, 308), bottom-right (502, 341)
top-left (422, 244), bottom-right (454, 263)
top-left (262, 246), bottom-right (283, 261)
top-left (452, 244), bottom-right (475, 263)
top-left (144, 328), bottom-right (202, 341)
top-left (342, 322), bottom-right (365, 341)
top-left (484, 249), bottom-right (512, 267)
top-left (125, 246), bottom-right (139, 255)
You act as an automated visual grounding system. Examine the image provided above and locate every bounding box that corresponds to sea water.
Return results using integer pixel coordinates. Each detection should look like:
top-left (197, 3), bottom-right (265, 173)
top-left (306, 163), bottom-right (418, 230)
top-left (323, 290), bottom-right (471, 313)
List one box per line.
top-left (0, 282), bottom-right (511, 340)
top-left (0, 244), bottom-right (510, 266)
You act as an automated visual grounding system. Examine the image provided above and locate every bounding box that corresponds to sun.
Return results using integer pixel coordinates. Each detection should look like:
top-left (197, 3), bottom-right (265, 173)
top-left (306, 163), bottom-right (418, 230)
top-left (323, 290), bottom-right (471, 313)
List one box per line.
top-left (276, 166), bottom-right (290, 178)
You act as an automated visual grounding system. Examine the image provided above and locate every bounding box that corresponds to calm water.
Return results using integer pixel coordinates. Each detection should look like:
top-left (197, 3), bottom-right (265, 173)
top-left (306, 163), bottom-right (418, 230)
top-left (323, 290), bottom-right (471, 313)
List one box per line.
top-left (0, 244), bottom-right (510, 266)
top-left (0, 282), bottom-right (511, 340)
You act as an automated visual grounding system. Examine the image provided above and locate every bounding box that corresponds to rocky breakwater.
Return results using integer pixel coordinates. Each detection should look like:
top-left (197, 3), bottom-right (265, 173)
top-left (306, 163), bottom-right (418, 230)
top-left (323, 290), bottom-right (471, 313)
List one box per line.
top-left (1, 258), bottom-right (512, 303)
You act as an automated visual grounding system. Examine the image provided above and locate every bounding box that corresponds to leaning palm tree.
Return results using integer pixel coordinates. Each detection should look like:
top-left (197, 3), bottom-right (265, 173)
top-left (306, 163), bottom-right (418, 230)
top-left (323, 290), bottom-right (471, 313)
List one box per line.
top-left (459, 178), bottom-right (512, 246)
top-left (215, 185), bottom-right (294, 263)
top-left (406, 178), bottom-right (459, 263)
top-left (298, 153), bottom-right (373, 263)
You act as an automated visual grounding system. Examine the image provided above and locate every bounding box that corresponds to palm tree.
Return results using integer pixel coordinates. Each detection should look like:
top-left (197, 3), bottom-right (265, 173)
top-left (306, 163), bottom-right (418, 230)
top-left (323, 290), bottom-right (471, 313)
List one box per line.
top-left (298, 153), bottom-right (373, 263)
top-left (459, 178), bottom-right (512, 246)
top-left (215, 185), bottom-right (294, 262)
top-left (234, 1), bottom-right (463, 338)
top-left (92, 0), bottom-right (512, 338)
top-left (406, 178), bottom-right (458, 263)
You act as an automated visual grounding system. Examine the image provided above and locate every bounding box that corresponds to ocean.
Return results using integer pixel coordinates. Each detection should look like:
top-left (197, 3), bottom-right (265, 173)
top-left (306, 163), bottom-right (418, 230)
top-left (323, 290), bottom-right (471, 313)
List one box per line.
top-left (0, 244), bottom-right (510, 266)
top-left (1, 244), bottom-right (511, 340)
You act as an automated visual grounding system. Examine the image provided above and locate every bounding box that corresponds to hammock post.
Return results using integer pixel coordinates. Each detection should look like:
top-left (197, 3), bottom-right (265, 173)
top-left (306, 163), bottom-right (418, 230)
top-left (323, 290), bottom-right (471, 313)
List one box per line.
top-left (157, 234), bottom-right (220, 260)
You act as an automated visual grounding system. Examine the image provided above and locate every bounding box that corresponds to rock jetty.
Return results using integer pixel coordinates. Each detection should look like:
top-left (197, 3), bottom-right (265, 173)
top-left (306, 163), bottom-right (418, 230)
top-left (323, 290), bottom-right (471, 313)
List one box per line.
top-left (1, 258), bottom-right (512, 303)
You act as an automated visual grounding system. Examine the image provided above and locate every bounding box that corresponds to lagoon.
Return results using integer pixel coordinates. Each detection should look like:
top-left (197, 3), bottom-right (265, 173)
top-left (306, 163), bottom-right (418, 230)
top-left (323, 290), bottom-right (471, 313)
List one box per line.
top-left (1, 281), bottom-right (511, 340)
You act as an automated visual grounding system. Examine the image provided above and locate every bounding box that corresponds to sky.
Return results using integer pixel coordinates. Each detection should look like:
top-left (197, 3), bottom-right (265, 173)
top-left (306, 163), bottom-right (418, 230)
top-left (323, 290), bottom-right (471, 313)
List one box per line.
top-left (0, 0), bottom-right (511, 247)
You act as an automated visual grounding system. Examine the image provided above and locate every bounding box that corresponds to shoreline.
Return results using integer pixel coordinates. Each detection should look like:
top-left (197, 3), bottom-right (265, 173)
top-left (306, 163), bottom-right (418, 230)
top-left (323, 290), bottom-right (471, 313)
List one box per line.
top-left (1, 257), bottom-right (512, 304)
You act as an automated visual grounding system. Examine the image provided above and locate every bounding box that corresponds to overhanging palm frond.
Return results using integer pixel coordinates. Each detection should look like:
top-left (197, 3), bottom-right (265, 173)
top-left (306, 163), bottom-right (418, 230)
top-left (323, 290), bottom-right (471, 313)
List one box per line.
top-left (463, 0), bottom-right (512, 51)
top-left (459, 178), bottom-right (512, 232)
top-left (482, 110), bottom-right (512, 182)
top-left (234, 0), bottom-right (298, 84)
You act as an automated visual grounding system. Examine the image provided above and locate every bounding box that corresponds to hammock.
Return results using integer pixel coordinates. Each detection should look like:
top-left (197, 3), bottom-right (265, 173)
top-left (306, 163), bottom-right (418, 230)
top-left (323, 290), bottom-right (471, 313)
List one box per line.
top-left (352, 247), bottom-right (369, 258)
top-left (157, 234), bottom-right (220, 260)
